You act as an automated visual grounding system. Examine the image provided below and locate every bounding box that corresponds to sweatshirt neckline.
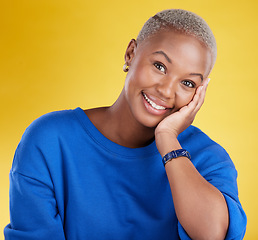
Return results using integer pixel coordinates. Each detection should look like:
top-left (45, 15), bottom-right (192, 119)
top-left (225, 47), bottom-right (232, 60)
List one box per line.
top-left (73, 107), bottom-right (159, 159)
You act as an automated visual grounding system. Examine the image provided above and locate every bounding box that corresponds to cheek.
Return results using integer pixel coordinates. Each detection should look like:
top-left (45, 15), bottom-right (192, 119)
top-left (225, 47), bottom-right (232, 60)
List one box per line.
top-left (175, 90), bottom-right (195, 109)
top-left (126, 65), bottom-right (154, 91)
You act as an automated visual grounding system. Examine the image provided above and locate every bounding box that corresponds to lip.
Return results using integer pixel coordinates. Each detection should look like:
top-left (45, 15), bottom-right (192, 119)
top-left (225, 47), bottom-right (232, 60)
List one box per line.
top-left (141, 91), bottom-right (171, 116)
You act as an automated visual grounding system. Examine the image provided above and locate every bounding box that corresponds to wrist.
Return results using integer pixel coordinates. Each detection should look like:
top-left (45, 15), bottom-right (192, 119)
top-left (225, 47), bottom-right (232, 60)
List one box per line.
top-left (155, 127), bottom-right (178, 139)
top-left (162, 149), bottom-right (191, 166)
top-left (155, 131), bottom-right (182, 157)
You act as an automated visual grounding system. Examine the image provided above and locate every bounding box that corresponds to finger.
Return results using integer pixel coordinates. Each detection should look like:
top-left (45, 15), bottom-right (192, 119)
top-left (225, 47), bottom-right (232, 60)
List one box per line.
top-left (195, 77), bottom-right (210, 111)
top-left (187, 84), bottom-right (203, 110)
top-left (180, 77), bottom-right (210, 115)
top-left (198, 77), bottom-right (210, 100)
top-left (201, 77), bottom-right (210, 97)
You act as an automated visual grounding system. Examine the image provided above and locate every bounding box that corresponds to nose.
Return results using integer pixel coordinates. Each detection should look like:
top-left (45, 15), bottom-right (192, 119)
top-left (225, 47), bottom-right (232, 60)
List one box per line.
top-left (156, 76), bottom-right (177, 100)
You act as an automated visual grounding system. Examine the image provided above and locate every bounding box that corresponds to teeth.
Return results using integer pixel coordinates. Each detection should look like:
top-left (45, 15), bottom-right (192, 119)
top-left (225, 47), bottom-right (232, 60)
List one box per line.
top-left (142, 93), bottom-right (166, 110)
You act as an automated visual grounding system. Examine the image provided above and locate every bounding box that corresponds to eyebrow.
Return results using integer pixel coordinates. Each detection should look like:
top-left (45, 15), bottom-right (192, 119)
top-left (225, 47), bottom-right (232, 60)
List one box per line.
top-left (152, 51), bottom-right (172, 63)
top-left (153, 51), bottom-right (203, 81)
top-left (189, 73), bottom-right (204, 81)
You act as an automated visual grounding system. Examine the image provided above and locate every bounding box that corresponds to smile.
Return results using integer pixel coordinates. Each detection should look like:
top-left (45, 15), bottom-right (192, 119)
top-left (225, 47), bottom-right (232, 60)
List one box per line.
top-left (142, 92), bottom-right (166, 110)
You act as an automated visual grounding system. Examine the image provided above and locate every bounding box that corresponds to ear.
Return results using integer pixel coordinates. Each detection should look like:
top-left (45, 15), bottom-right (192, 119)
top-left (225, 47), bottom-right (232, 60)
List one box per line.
top-left (124, 39), bottom-right (137, 66)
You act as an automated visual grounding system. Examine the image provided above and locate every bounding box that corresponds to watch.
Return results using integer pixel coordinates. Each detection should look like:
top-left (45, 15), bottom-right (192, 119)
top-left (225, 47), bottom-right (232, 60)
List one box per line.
top-left (162, 149), bottom-right (191, 166)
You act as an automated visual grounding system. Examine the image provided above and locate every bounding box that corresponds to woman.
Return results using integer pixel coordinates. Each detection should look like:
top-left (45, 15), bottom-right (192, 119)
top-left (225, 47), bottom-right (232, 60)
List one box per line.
top-left (4, 9), bottom-right (246, 239)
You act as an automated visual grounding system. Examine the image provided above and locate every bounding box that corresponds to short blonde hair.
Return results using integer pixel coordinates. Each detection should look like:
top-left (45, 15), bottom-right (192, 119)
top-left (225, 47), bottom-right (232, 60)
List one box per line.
top-left (137, 9), bottom-right (217, 66)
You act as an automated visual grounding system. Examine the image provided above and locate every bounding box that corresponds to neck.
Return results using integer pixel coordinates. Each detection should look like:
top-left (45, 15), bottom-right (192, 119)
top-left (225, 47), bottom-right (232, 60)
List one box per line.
top-left (86, 89), bottom-right (156, 148)
top-left (108, 93), bottom-right (156, 148)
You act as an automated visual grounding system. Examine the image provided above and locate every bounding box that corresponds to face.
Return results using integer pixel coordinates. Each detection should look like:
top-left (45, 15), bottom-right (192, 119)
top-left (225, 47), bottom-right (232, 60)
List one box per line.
top-left (123, 30), bottom-right (212, 128)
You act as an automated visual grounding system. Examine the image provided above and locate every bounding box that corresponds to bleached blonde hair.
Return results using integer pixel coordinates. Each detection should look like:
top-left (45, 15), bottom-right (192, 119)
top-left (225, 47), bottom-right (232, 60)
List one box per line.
top-left (137, 9), bottom-right (217, 66)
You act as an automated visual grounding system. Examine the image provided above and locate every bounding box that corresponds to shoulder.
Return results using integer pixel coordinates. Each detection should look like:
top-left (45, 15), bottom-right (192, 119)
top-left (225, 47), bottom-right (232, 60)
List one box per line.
top-left (20, 108), bottom-right (80, 144)
top-left (26, 109), bottom-right (76, 134)
top-left (179, 125), bottom-right (228, 154)
top-left (179, 125), bottom-right (217, 148)
top-left (179, 125), bottom-right (235, 173)
top-left (11, 108), bottom-right (81, 173)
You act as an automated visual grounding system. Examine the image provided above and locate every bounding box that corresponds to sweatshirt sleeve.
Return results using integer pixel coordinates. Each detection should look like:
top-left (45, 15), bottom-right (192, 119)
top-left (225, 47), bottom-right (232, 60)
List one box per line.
top-left (177, 140), bottom-right (247, 239)
top-left (4, 114), bottom-right (66, 240)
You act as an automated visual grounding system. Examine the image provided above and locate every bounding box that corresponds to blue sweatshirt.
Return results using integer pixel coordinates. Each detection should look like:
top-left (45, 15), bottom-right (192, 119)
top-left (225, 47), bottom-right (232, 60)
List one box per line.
top-left (4, 107), bottom-right (247, 239)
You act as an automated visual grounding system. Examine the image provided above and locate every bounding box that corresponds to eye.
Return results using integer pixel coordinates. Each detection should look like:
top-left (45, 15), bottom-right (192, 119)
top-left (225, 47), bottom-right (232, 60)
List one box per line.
top-left (154, 62), bottom-right (166, 73)
top-left (181, 80), bottom-right (196, 88)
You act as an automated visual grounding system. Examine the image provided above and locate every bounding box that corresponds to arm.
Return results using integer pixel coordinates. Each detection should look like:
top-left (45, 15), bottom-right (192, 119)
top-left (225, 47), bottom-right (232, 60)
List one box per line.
top-left (4, 118), bottom-right (66, 240)
top-left (4, 171), bottom-right (66, 240)
top-left (155, 79), bottom-right (229, 239)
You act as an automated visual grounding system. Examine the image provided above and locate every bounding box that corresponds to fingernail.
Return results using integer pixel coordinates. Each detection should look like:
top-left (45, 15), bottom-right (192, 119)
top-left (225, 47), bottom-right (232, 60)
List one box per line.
top-left (208, 78), bottom-right (211, 83)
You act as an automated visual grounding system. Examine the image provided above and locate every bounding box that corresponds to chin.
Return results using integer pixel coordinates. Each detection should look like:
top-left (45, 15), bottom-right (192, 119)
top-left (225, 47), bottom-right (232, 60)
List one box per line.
top-left (136, 113), bottom-right (165, 129)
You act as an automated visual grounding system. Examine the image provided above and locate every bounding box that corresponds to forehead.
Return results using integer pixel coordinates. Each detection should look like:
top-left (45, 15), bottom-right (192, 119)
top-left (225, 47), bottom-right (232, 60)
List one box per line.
top-left (137, 30), bottom-right (212, 75)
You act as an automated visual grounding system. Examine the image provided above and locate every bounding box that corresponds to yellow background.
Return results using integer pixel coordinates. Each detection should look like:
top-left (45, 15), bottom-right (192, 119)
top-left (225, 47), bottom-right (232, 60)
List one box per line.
top-left (1, 0), bottom-right (257, 239)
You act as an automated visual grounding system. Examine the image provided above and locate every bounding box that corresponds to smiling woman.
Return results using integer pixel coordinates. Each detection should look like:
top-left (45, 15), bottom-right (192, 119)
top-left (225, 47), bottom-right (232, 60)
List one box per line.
top-left (121, 31), bottom-right (211, 130)
top-left (4, 9), bottom-right (247, 240)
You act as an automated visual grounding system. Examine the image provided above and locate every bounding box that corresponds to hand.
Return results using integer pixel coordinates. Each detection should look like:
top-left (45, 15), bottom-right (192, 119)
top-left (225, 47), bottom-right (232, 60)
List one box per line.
top-left (155, 78), bottom-right (210, 155)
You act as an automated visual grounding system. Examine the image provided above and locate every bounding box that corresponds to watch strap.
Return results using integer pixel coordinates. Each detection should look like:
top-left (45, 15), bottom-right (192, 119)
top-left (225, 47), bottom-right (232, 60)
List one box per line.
top-left (162, 149), bottom-right (191, 166)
